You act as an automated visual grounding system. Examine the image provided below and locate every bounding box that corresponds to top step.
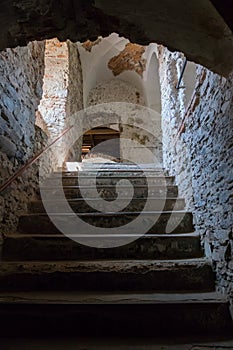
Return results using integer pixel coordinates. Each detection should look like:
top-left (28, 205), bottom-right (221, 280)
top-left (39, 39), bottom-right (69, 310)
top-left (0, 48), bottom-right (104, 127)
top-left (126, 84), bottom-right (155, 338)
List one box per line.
top-left (65, 162), bottom-right (166, 172)
top-left (77, 162), bottom-right (164, 169)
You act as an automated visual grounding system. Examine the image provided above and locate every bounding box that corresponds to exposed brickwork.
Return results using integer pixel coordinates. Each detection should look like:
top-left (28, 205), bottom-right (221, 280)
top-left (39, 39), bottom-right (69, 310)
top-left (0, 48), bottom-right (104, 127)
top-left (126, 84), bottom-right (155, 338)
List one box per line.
top-left (108, 43), bottom-right (146, 77)
top-left (38, 39), bottom-right (69, 139)
top-left (38, 38), bottom-right (84, 166)
top-left (82, 38), bottom-right (102, 52)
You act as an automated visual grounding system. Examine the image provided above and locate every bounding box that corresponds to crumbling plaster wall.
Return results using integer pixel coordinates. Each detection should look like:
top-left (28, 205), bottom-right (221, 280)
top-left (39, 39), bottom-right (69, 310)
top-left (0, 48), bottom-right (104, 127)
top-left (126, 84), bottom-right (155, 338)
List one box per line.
top-left (159, 46), bottom-right (233, 306)
top-left (78, 33), bottom-right (145, 107)
top-left (0, 41), bottom-right (46, 235)
top-left (78, 33), bottom-right (161, 113)
top-left (79, 34), bottom-right (162, 164)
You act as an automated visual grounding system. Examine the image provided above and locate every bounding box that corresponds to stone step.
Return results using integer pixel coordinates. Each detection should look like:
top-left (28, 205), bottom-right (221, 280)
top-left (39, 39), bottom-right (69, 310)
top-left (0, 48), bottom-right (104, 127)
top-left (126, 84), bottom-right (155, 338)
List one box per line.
top-left (57, 170), bottom-right (168, 177)
top-left (29, 198), bottom-right (186, 214)
top-left (2, 233), bottom-right (203, 261)
top-left (0, 259), bottom-right (214, 292)
top-left (78, 161), bottom-right (162, 165)
top-left (45, 175), bottom-right (175, 187)
top-left (18, 211), bottom-right (194, 235)
top-left (40, 185), bottom-right (179, 199)
top-left (0, 291), bottom-right (231, 336)
top-left (77, 163), bottom-right (164, 170)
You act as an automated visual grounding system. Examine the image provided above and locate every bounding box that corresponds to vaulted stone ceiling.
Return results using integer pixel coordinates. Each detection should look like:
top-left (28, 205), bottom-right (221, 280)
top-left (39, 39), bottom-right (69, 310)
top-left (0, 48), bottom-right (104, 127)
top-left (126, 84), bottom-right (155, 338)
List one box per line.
top-left (0, 0), bottom-right (233, 76)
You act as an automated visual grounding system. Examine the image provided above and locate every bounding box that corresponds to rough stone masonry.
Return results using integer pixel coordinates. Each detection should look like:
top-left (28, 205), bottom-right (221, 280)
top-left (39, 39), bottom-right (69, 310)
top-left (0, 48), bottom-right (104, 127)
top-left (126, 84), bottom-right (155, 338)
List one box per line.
top-left (0, 42), bottom-right (46, 236)
top-left (159, 46), bottom-right (233, 313)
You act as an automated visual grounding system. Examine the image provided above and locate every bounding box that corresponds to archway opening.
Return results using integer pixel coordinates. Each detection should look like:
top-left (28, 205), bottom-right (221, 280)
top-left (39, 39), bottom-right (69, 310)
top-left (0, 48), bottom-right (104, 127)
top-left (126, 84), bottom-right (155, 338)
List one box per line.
top-left (82, 126), bottom-right (120, 162)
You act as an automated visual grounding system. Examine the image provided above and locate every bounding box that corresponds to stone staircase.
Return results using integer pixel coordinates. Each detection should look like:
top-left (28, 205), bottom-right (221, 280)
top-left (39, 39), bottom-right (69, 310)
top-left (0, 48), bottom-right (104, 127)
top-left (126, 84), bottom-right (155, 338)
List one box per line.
top-left (0, 163), bottom-right (232, 336)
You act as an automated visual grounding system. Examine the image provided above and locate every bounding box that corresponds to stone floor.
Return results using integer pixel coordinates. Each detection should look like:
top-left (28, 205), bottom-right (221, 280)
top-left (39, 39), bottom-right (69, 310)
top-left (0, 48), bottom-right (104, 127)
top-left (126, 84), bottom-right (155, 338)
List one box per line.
top-left (1, 337), bottom-right (233, 350)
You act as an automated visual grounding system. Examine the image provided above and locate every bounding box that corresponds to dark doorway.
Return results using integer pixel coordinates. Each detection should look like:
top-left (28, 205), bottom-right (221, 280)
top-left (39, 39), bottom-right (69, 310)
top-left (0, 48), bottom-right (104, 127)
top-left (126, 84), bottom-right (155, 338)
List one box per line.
top-left (82, 127), bottom-right (120, 161)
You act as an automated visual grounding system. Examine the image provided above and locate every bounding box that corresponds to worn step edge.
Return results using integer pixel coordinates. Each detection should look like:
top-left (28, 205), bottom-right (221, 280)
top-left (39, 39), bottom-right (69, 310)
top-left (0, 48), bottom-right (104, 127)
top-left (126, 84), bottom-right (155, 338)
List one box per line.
top-left (0, 258), bottom-right (215, 293)
top-left (18, 211), bottom-right (194, 235)
top-left (20, 210), bottom-right (191, 217)
top-left (0, 258), bottom-right (213, 277)
top-left (0, 291), bottom-right (227, 304)
top-left (57, 171), bottom-right (168, 176)
top-left (40, 185), bottom-right (178, 189)
top-left (2, 232), bottom-right (203, 261)
top-left (45, 177), bottom-right (175, 185)
top-left (39, 188), bottom-right (179, 200)
top-left (5, 232), bottom-right (200, 239)
top-left (28, 198), bottom-right (186, 213)
top-left (49, 175), bottom-right (175, 179)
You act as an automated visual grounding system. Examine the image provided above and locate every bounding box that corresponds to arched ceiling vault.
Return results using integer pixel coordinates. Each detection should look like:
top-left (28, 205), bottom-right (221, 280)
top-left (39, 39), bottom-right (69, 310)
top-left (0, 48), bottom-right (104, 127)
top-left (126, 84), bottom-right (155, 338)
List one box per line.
top-left (0, 0), bottom-right (232, 76)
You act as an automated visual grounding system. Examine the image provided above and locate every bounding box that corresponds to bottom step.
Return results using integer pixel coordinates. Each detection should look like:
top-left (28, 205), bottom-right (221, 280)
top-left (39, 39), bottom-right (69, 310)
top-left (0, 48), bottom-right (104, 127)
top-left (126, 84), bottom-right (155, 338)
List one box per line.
top-left (0, 291), bottom-right (231, 336)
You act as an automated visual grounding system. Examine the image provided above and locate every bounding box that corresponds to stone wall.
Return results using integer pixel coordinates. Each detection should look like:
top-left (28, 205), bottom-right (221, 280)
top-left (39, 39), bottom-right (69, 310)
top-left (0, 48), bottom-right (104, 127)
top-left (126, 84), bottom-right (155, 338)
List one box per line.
top-left (185, 69), bottom-right (233, 300)
top-left (159, 47), bottom-right (233, 307)
top-left (159, 46), bottom-right (194, 209)
top-left (0, 41), bottom-right (46, 235)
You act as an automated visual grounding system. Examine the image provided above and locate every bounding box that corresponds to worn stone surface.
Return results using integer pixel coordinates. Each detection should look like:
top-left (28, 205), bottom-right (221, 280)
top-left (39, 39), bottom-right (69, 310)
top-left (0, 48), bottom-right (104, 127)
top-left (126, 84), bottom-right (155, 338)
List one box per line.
top-left (0, 259), bottom-right (214, 292)
top-left (50, 174), bottom-right (175, 186)
top-left (0, 0), bottom-right (232, 76)
top-left (40, 184), bottom-right (178, 199)
top-left (2, 233), bottom-right (203, 261)
top-left (29, 197), bottom-right (185, 214)
top-left (18, 211), bottom-right (194, 235)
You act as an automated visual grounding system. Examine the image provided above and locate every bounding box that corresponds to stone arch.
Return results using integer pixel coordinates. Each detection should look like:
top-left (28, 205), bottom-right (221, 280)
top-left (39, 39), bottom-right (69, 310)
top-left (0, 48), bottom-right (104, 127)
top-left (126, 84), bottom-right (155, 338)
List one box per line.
top-left (82, 126), bottom-right (120, 161)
